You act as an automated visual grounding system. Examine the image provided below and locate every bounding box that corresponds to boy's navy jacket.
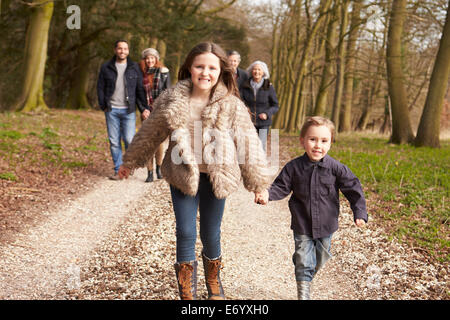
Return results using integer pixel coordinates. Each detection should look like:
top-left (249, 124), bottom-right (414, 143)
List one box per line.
top-left (268, 153), bottom-right (368, 239)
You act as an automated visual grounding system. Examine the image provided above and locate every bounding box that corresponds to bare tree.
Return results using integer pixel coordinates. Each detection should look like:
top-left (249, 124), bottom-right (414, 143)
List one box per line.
top-left (386, 0), bottom-right (415, 143)
top-left (414, 1), bottom-right (450, 148)
top-left (339, 0), bottom-right (362, 132)
top-left (13, 0), bottom-right (54, 112)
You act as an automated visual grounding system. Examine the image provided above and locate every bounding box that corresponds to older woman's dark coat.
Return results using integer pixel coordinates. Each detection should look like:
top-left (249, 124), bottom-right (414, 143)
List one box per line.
top-left (239, 78), bottom-right (279, 128)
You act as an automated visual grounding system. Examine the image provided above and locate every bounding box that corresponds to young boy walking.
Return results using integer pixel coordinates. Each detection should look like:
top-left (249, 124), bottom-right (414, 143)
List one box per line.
top-left (255, 116), bottom-right (368, 300)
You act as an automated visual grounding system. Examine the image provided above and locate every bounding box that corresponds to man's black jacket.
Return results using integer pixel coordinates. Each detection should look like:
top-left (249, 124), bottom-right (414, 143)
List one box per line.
top-left (97, 56), bottom-right (149, 113)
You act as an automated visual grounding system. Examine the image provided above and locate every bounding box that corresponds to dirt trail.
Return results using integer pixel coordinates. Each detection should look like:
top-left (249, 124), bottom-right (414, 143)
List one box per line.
top-left (0, 168), bottom-right (150, 299)
top-left (0, 166), bottom-right (446, 300)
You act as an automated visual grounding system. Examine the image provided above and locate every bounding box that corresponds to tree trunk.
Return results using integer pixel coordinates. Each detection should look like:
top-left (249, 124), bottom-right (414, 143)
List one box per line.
top-left (386, 0), bottom-right (414, 144)
top-left (380, 94), bottom-right (392, 134)
top-left (286, 72), bottom-right (303, 132)
top-left (65, 44), bottom-right (92, 109)
top-left (339, 0), bottom-right (361, 132)
top-left (331, 0), bottom-right (350, 130)
top-left (157, 39), bottom-right (167, 63)
top-left (357, 87), bottom-right (370, 130)
top-left (414, 3), bottom-right (450, 148)
top-left (314, 5), bottom-right (338, 116)
top-left (13, 0), bottom-right (54, 112)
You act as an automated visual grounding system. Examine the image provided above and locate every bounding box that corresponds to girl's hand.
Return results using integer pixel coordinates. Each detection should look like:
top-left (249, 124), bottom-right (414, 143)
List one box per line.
top-left (355, 219), bottom-right (366, 228)
top-left (254, 190), bottom-right (269, 205)
top-left (118, 165), bottom-right (131, 179)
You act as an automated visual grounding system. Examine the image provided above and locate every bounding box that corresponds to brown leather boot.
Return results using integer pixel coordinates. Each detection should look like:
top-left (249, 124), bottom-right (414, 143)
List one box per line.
top-left (202, 253), bottom-right (225, 300)
top-left (174, 261), bottom-right (197, 300)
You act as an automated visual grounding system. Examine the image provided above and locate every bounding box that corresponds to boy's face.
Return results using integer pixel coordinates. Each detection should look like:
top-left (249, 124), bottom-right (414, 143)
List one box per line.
top-left (300, 125), bottom-right (332, 162)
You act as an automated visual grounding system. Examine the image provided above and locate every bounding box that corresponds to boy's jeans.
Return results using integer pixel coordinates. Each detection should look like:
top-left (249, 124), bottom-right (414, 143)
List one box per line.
top-left (170, 173), bottom-right (226, 263)
top-left (293, 232), bottom-right (333, 282)
top-left (105, 108), bottom-right (136, 173)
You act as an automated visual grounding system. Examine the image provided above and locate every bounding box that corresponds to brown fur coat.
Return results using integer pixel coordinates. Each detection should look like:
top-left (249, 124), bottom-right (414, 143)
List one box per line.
top-left (122, 79), bottom-right (271, 199)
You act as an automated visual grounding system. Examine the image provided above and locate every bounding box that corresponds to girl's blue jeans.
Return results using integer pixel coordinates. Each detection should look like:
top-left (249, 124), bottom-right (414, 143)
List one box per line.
top-left (170, 173), bottom-right (226, 263)
top-left (293, 232), bottom-right (333, 282)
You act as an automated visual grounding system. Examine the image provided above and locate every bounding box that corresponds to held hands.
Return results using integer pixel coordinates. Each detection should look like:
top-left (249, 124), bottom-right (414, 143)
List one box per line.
top-left (355, 219), bottom-right (366, 228)
top-left (258, 113), bottom-right (268, 120)
top-left (254, 190), bottom-right (269, 205)
top-left (118, 165), bottom-right (131, 179)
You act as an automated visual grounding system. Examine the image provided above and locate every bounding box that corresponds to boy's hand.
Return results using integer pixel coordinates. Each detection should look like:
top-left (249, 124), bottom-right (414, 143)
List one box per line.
top-left (254, 190), bottom-right (269, 205)
top-left (355, 219), bottom-right (366, 228)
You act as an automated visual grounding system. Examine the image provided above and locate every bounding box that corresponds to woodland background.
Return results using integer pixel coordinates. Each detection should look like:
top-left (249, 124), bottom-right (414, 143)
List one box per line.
top-left (0, 0), bottom-right (449, 147)
top-left (0, 0), bottom-right (449, 270)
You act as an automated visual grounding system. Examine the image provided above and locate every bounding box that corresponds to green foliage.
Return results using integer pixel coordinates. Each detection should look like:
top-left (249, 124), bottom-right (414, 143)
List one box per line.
top-left (292, 133), bottom-right (450, 262)
top-left (62, 161), bottom-right (88, 168)
top-left (0, 172), bottom-right (17, 181)
top-left (0, 129), bottom-right (23, 139)
top-left (0, 110), bottom-right (105, 177)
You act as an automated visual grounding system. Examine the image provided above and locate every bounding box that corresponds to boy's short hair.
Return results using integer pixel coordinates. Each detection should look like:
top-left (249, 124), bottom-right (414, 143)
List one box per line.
top-left (300, 116), bottom-right (336, 142)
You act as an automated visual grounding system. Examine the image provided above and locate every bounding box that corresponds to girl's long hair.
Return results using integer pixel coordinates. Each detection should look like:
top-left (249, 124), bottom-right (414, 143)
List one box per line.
top-left (178, 42), bottom-right (240, 99)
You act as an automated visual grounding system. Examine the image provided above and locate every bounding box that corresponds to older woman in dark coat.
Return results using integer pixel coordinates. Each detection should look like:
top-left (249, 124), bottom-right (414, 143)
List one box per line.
top-left (239, 60), bottom-right (279, 151)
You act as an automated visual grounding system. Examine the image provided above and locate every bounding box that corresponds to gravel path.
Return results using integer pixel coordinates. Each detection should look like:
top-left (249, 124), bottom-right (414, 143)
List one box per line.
top-left (0, 164), bottom-right (447, 300)
top-left (0, 168), bottom-right (151, 299)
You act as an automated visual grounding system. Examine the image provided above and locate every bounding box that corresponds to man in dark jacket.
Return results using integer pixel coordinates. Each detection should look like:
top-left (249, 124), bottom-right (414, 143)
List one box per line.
top-left (227, 50), bottom-right (249, 90)
top-left (97, 40), bottom-right (150, 180)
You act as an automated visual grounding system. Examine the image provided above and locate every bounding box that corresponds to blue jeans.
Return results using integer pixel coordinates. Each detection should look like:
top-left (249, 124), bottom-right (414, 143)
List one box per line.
top-left (292, 232), bottom-right (333, 282)
top-left (170, 173), bottom-right (226, 263)
top-left (105, 109), bottom-right (136, 173)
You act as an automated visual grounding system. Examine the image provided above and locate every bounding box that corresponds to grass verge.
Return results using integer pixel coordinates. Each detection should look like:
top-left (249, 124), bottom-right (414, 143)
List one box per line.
top-left (0, 110), bottom-right (111, 238)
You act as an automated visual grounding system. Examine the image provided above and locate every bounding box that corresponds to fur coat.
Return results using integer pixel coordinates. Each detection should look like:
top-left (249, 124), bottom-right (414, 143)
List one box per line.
top-left (122, 79), bottom-right (272, 199)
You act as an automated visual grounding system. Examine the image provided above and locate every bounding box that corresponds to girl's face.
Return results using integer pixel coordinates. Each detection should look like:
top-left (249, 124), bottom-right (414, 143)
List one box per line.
top-left (300, 125), bottom-right (332, 162)
top-left (190, 52), bottom-right (221, 95)
top-left (145, 55), bottom-right (157, 68)
top-left (252, 64), bottom-right (264, 82)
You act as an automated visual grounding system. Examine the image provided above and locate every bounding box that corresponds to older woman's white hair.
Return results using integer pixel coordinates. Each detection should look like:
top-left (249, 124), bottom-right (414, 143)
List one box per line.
top-left (246, 60), bottom-right (270, 79)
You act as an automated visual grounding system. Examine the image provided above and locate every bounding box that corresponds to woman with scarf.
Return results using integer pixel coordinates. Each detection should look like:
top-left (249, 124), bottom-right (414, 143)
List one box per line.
top-left (139, 48), bottom-right (171, 182)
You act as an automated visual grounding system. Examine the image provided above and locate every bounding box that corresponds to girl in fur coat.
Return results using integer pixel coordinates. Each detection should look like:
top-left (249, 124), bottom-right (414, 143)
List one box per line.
top-left (118, 42), bottom-right (271, 300)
